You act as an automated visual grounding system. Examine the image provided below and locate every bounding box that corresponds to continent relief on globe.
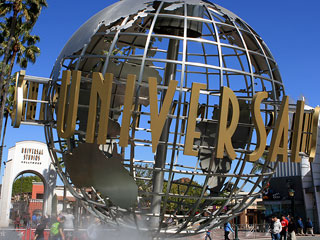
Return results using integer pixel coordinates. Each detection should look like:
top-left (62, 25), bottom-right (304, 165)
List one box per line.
top-left (64, 143), bottom-right (138, 209)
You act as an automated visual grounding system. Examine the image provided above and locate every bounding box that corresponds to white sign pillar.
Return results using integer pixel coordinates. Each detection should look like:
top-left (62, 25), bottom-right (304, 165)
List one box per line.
top-left (0, 141), bottom-right (56, 228)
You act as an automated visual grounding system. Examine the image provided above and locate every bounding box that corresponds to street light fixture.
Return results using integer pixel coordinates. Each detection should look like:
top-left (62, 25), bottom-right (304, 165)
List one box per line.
top-left (288, 188), bottom-right (295, 217)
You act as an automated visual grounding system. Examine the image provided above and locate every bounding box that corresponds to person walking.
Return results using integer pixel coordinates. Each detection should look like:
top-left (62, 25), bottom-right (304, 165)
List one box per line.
top-left (287, 217), bottom-right (296, 240)
top-left (62, 209), bottom-right (75, 240)
top-left (14, 215), bottom-right (20, 229)
top-left (296, 217), bottom-right (304, 235)
top-left (271, 216), bottom-right (282, 240)
top-left (204, 229), bottom-right (212, 240)
top-left (32, 213), bottom-right (37, 228)
top-left (50, 216), bottom-right (65, 240)
top-left (280, 215), bottom-right (288, 240)
top-left (33, 218), bottom-right (47, 240)
top-left (224, 221), bottom-right (234, 240)
top-left (306, 218), bottom-right (314, 236)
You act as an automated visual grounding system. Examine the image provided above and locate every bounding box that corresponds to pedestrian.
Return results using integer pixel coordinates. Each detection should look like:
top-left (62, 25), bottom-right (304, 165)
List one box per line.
top-left (63, 209), bottom-right (75, 240)
top-left (32, 213), bottom-right (37, 228)
top-left (33, 218), bottom-right (47, 240)
top-left (23, 213), bottom-right (30, 228)
top-left (306, 218), bottom-right (314, 236)
top-left (50, 216), bottom-right (65, 240)
top-left (14, 215), bottom-right (20, 229)
top-left (270, 217), bottom-right (275, 238)
top-left (271, 216), bottom-right (282, 240)
top-left (204, 229), bottom-right (212, 240)
top-left (296, 217), bottom-right (304, 235)
top-left (36, 213), bottom-right (42, 225)
top-left (224, 221), bottom-right (234, 240)
top-left (280, 215), bottom-right (288, 240)
top-left (287, 217), bottom-right (296, 240)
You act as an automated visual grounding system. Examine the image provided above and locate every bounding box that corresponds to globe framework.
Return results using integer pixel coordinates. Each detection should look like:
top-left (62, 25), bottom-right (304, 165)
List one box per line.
top-left (44, 0), bottom-right (284, 237)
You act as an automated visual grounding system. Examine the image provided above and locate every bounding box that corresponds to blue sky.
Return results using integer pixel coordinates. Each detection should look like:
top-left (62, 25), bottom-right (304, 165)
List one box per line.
top-left (1, 0), bottom-right (320, 182)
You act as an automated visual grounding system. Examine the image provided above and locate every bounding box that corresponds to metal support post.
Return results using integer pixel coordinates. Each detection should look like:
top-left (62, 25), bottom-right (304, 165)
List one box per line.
top-left (150, 37), bottom-right (180, 230)
top-left (234, 224), bottom-right (239, 240)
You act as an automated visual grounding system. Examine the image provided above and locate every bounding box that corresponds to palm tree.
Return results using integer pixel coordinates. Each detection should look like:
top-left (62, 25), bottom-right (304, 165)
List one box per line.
top-left (0, 0), bottom-right (47, 78)
top-left (0, 0), bottom-right (46, 172)
top-left (0, 18), bottom-right (41, 171)
top-left (0, 17), bottom-right (41, 70)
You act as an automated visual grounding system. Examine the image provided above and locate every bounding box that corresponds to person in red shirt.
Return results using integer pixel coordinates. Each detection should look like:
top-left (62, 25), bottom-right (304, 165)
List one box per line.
top-left (280, 215), bottom-right (289, 240)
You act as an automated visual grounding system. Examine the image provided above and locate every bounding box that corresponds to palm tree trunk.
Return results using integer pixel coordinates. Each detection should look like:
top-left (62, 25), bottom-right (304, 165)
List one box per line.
top-left (0, 48), bottom-right (17, 174)
top-left (0, 86), bottom-right (9, 161)
top-left (0, 39), bottom-right (14, 143)
top-left (0, 111), bottom-right (8, 174)
top-left (9, 48), bottom-right (17, 73)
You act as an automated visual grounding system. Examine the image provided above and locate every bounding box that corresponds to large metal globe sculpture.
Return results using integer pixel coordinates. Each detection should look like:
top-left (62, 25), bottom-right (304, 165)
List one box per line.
top-left (45, 0), bottom-right (284, 237)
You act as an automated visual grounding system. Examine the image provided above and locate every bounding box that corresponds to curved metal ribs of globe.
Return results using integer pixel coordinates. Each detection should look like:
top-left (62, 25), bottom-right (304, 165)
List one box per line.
top-left (45, 0), bottom-right (285, 237)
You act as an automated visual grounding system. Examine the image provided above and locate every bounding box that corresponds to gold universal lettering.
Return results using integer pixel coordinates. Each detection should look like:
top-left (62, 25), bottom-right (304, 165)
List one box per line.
top-left (119, 74), bottom-right (136, 147)
top-left (39, 84), bottom-right (48, 121)
top-left (86, 72), bottom-right (113, 144)
top-left (216, 87), bottom-right (240, 160)
top-left (12, 70), bottom-right (26, 128)
top-left (26, 82), bottom-right (39, 120)
top-left (246, 91), bottom-right (268, 162)
top-left (309, 107), bottom-right (320, 162)
top-left (57, 70), bottom-right (81, 138)
top-left (267, 96), bottom-right (289, 162)
top-left (148, 77), bottom-right (178, 153)
top-left (184, 82), bottom-right (206, 156)
top-left (290, 100), bottom-right (305, 162)
top-left (300, 113), bottom-right (311, 153)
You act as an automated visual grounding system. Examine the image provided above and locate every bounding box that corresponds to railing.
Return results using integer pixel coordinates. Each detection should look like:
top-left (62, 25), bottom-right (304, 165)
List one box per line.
top-left (230, 224), bottom-right (271, 239)
top-left (0, 228), bottom-right (88, 240)
top-left (0, 225), bottom-right (272, 240)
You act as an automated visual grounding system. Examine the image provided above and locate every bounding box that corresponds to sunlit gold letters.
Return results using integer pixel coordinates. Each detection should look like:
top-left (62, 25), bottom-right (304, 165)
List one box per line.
top-left (216, 87), bottom-right (240, 160)
top-left (119, 74), bottom-right (136, 147)
top-left (246, 91), bottom-right (268, 162)
top-left (149, 77), bottom-right (178, 153)
top-left (12, 70), bottom-right (320, 163)
top-left (57, 70), bottom-right (81, 138)
top-left (290, 100), bottom-right (305, 162)
top-left (309, 107), bottom-right (320, 162)
top-left (184, 82), bottom-right (206, 156)
top-left (267, 96), bottom-right (289, 162)
top-left (86, 72), bottom-right (113, 144)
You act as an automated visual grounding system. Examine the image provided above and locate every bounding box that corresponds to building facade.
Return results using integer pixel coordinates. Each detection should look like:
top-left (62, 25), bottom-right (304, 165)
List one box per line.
top-left (0, 141), bottom-right (57, 227)
top-left (263, 122), bottom-right (320, 231)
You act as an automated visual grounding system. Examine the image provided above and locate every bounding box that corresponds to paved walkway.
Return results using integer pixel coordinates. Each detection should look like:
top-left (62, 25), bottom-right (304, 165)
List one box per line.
top-left (181, 229), bottom-right (320, 240)
top-left (253, 236), bottom-right (320, 240)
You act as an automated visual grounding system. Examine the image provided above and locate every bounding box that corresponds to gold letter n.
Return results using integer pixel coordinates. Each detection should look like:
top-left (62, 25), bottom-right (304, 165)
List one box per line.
top-left (86, 72), bottom-right (113, 144)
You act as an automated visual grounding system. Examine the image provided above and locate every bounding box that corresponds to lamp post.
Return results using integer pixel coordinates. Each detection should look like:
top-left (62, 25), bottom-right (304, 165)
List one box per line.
top-left (288, 189), bottom-right (295, 217)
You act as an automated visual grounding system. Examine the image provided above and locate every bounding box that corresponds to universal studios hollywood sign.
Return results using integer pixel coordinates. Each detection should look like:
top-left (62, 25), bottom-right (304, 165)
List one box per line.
top-left (12, 70), bottom-right (320, 163)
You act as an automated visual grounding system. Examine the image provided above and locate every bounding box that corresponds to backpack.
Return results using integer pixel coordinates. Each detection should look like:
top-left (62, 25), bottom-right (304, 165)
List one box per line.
top-left (50, 222), bottom-right (60, 236)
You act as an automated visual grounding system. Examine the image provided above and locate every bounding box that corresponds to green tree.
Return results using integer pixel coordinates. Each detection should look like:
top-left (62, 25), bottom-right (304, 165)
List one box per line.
top-left (163, 178), bottom-right (203, 213)
top-left (135, 165), bottom-right (204, 212)
top-left (12, 175), bottom-right (41, 196)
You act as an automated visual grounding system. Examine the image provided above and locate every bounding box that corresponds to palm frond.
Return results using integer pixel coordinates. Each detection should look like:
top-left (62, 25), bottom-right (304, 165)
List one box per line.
top-left (0, 3), bottom-right (12, 16)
